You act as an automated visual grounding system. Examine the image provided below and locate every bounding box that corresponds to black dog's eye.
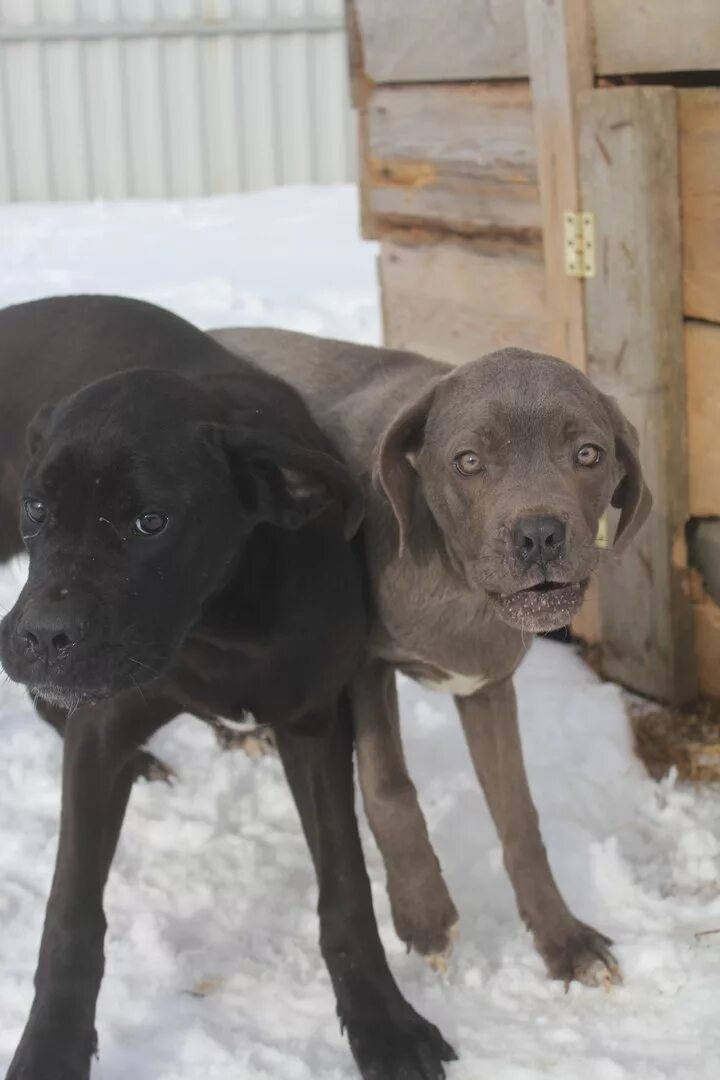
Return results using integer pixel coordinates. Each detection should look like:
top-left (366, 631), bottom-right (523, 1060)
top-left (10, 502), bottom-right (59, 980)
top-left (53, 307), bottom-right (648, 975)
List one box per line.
top-left (454, 451), bottom-right (483, 476)
top-left (134, 512), bottom-right (168, 537)
top-left (24, 498), bottom-right (47, 525)
top-left (576, 444), bottom-right (603, 468)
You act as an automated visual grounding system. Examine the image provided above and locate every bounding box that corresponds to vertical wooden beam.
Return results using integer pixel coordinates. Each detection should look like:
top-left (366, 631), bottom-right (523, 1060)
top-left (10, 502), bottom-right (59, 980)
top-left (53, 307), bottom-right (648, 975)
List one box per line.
top-left (524, 0), bottom-right (600, 645)
top-left (524, 0), bottom-right (593, 370)
top-left (344, 0), bottom-right (379, 241)
top-left (345, 0), bottom-right (370, 110)
top-left (579, 86), bottom-right (696, 704)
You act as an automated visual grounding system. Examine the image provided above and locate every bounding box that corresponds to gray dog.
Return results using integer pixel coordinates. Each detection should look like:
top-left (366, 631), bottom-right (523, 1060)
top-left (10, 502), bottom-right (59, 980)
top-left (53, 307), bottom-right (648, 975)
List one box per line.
top-left (213, 330), bottom-right (651, 987)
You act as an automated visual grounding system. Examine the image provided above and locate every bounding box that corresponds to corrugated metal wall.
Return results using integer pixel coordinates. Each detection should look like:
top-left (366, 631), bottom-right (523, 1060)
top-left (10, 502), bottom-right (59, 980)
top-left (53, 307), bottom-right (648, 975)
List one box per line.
top-left (0, 0), bottom-right (355, 201)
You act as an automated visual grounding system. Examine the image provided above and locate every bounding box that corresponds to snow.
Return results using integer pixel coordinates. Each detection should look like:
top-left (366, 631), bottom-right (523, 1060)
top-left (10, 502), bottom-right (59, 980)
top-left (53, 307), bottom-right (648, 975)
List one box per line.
top-left (1, 186), bottom-right (720, 1080)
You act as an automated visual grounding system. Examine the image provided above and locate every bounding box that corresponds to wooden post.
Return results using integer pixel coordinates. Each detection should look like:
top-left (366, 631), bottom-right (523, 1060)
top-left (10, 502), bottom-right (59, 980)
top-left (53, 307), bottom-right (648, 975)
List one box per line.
top-left (524, 0), bottom-right (593, 369)
top-left (579, 86), bottom-right (697, 704)
top-left (344, 0), bottom-right (379, 241)
top-left (524, 0), bottom-right (600, 643)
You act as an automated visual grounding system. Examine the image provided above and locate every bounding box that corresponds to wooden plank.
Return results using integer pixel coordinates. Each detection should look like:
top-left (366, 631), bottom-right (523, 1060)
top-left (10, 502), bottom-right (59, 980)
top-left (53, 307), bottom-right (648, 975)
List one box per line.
top-left (354, 1), bottom-right (720, 84)
top-left (379, 239), bottom-right (551, 365)
top-left (679, 89), bottom-right (720, 325)
top-left (594, 0), bottom-right (720, 76)
top-left (355, 0), bottom-right (527, 83)
top-left (686, 321), bottom-right (720, 518)
top-left (579, 86), bottom-right (696, 703)
top-left (366, 82), bottom-right (541, 240)
top-left (344, 0), bottom-right (371, 110)
top-left (696, 593), bottom-right (720, 700)
top-left (345, 1), bottom-right (382, 241)
top-left (524, 0), bottom-right (593, 369)
top-left (525, 0), bottom-right (597, 643)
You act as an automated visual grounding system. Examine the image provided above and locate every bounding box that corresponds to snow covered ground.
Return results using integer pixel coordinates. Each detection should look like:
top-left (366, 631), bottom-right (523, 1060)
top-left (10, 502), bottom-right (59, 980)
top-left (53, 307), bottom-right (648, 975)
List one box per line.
top-left (1, 186), bottom-right (720, 1080)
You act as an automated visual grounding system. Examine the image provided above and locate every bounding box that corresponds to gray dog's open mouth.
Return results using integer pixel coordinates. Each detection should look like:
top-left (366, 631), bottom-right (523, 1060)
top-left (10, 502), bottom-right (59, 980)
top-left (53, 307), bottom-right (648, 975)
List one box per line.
top-left (488, 579), bottom-right (589, 632)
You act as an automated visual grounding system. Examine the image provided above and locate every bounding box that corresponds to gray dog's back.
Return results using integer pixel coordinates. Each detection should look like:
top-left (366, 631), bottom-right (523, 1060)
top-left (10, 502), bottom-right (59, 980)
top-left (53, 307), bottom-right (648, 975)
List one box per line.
top-left (211, 327), bottom-right (447, 475)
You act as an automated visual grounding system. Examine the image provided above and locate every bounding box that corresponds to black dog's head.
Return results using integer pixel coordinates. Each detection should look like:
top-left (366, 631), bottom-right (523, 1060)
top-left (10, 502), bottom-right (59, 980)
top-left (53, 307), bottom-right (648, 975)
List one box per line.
top-left (0, 368), bottom-right (361, 707)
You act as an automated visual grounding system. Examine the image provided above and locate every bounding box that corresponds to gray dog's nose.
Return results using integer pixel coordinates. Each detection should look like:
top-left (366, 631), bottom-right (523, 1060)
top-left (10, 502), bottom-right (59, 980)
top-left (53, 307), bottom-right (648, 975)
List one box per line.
top-left (16, 604), bottom-right (83, 658)
top-left (512, 516), bottom-right (566, 567)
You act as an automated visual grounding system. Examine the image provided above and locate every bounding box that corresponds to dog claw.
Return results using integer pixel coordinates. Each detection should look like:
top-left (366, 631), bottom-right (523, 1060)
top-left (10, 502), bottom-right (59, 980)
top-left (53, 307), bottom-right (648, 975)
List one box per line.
top-left (423, 921), bottom-right (459, 974)
top-left (540, 921), bottom-right (623, 989)
top-left (390, 883), bottom-right (459, 966)
top-left (575, 951), bottom-right (623, 990)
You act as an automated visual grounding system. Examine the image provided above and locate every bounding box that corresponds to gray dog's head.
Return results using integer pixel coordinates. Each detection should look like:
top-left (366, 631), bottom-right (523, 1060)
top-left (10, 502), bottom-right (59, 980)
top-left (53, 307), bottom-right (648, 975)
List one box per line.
top-left (375, 348), bottom-right (651, 633)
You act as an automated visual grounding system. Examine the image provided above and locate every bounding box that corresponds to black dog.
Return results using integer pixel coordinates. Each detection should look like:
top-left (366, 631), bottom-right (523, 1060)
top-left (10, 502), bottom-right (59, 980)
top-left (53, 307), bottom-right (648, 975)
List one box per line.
top-left (0, 296), bottom-right (454, 1080)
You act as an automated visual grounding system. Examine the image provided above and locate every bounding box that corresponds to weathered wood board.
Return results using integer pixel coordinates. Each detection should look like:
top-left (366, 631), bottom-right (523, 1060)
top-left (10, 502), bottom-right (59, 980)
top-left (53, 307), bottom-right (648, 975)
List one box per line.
top-left (579, 86), bottom-right (696, 703)
top-left (524, 0), bottom-right (592, 368)
top-left (379, 240), bottom-right (551, 365)
top-left (593, 0), bottom-right (720, 77)
top-left (679, 89), bottom-right (720, 326)
top-left (524, 0), bottom-right (598, 641)
top-left (345, 0), bottom-right (369, 109)
top-left (359, 62), bottom-right (720, 330)
top-left (355, 0), bottom-right (720, 83)
top-left (365, 82), bottom-right (540, 239)
top-left (685, 320), bottom-right (720, 518)
top-left (355, 0), bottom-right (528, 84)
top-left (695, 591), bottom-right (720, 700)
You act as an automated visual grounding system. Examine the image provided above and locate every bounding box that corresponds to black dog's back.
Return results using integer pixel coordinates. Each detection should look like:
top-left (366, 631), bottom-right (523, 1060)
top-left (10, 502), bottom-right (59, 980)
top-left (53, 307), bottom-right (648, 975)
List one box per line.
top-left (0, 295), bottom-right (335, 562)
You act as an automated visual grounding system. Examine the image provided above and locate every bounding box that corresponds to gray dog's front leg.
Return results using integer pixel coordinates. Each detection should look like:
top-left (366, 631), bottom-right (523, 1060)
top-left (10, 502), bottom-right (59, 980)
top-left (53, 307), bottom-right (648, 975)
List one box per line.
top-left (456, 678), bottom-right (621, 987)
top-left (352, 659), bottom-right (458, 967)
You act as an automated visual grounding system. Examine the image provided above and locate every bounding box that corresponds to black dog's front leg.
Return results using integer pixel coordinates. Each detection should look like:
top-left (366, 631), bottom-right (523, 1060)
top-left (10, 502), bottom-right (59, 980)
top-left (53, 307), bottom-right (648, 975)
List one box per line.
top-left (6, 699), bottom-right (176, 1080)
top-left (33, 694), bottom-right (175, 784)
top-left (275, 702), bottom-right (456, 1080)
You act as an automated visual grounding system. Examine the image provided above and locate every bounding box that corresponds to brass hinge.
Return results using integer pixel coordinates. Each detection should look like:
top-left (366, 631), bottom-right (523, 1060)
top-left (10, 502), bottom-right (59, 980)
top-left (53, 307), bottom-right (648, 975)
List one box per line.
top-left (564, 211), bottom-right (596, 278)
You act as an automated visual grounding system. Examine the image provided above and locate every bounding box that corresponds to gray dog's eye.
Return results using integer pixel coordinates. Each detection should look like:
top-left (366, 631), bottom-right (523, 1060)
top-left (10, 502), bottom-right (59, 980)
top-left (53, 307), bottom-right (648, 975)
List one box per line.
top-left (454, 451), bottom-right (483, 476)
top-left (576, 444), bottom-right (603, 467)
top-left (134, 512), bottom-right (168, 536)
top-left (24, 498), bottom-right (47, 525)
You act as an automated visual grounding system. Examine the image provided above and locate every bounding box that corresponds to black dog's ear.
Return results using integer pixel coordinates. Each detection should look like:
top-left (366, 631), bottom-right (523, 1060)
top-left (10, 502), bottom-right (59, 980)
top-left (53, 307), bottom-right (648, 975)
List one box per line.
top-left (374, 380), bottom-right (440, 557)
top-left (208, 425), bottom-right (364, 539)
top-left (602, 394), bottom-right (653, 554)
top-left (26, 403), bottom-right (55, 457)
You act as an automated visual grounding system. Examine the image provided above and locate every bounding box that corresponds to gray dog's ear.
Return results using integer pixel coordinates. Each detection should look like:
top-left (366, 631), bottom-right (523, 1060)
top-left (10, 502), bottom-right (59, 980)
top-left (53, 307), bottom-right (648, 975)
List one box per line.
top-left (26, 403), bottom-right (55, 457)
top-left (374, 381), bottom-right (439, 556)
top-left (602, 395), bottom-right (653, 553)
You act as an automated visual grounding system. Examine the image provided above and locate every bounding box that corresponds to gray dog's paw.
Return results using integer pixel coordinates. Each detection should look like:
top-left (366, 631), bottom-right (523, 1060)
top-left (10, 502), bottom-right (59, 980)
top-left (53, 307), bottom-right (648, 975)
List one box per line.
top-left (214, 722), bottom-right (277, 758)
top-left (390, 882), bottom-right (459, 971)
top-left (538, 920), bottom-right (622, 989)
top-left (422, 920), bottom-right (459, 974)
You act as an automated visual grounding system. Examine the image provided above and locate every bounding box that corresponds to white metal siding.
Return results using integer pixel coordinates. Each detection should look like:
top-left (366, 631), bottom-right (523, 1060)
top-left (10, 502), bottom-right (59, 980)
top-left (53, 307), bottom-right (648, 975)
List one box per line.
top-left (0, 0), bottom-right (355, 201)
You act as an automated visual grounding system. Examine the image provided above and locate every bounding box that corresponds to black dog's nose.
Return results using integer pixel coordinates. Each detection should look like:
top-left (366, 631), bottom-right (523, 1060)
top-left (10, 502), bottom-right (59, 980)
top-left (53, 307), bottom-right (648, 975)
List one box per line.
top-left (16, 605), bottom-right (83, 658)
top-left (512, 516), bottom-right (566, 566)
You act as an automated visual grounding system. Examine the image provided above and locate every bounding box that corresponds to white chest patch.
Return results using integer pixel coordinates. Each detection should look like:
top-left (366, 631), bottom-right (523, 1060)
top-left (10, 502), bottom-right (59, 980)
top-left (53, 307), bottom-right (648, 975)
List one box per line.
top-left (419, 672), bottom-right (489, 698)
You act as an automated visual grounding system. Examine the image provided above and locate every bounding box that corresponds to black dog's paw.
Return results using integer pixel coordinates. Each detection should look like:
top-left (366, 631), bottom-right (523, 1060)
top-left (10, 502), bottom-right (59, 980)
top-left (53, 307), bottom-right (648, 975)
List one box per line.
top-left (344, 1010), bottom-right (456, 1080)
top-left (6, 1024), bottom-right (96, 1080)
top-left (132, 748), bottom-right (176, 784)
top-left (538, 919), bottom-right (622, 989)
